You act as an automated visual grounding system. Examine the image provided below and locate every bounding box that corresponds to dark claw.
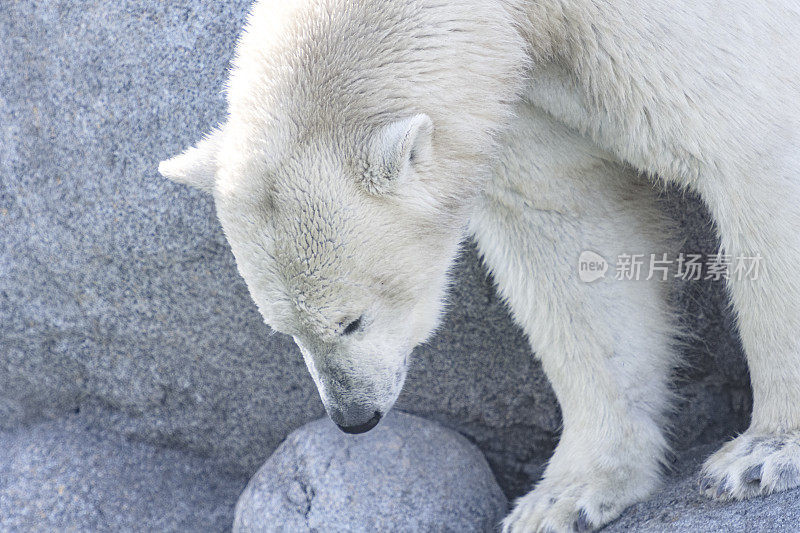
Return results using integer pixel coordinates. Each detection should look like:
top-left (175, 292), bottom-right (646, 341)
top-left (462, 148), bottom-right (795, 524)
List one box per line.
top-left (714, 478), bottom-right (729, 499)
top-left (743, 464), bottom-right (763, 485)
top-left (665, 450), bottom-right (678, 465)
top-left (575, 509), bottom-right (592, 532)
top-left (699, 474), bottom-right (713, 493)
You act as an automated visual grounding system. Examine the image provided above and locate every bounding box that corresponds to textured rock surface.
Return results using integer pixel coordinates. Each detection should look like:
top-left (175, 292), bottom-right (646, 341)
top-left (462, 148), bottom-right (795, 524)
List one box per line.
top-left (607, 445), bottom-right (800, 532)
top-left (1, 0), bottom-right (750, 499)
top-left (233, 412), bottom-right (508, 533)
top-left (0, 412), bottom-right (247, 532)
top-left (4, 415), bottom-right (797, 532)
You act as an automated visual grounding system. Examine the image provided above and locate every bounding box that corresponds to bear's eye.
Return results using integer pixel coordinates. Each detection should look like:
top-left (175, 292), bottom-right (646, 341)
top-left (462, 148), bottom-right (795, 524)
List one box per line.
top-left (341, 316), bottom-right (363, 336)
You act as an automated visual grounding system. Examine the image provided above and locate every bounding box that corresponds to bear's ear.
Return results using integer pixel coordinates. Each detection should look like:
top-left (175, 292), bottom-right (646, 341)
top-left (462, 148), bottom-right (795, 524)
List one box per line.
top-left (158, 128), bottom-right (223, 193)
top-left (366, 114), bottom-right (433, 193)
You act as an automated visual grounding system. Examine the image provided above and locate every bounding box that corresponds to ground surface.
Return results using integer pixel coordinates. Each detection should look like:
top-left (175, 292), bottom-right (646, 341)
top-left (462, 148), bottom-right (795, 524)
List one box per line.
top-left (0, 412), bottom-right (247, 532)
top-left (3, 416), bottom-right (798, 532)
top-left (608, 445), bottom-right (800, 532)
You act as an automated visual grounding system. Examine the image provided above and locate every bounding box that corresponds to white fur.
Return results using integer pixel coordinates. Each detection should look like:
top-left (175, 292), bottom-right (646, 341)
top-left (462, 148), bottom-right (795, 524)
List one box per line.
top-left (472, 105), bottom-right (680, 531)
top-left (160, 1), bottom-right (800, 530)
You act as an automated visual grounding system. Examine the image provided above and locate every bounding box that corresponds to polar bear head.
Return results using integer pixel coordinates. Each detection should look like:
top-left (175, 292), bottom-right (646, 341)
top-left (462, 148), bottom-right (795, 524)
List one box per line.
top-left (159, 0), bottom-right (526, 432)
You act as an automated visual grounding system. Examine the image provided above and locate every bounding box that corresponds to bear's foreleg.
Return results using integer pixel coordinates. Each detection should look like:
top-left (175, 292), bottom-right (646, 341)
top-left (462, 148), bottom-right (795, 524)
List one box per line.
top-left (694, 156), bottom-right (800, 501)
top-left (470, 105), bottom-right (679, 532)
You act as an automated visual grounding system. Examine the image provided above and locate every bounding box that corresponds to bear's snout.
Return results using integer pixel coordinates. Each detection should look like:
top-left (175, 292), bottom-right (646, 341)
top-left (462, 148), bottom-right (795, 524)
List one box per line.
top-left (328, 405), bottom-right (383, 434)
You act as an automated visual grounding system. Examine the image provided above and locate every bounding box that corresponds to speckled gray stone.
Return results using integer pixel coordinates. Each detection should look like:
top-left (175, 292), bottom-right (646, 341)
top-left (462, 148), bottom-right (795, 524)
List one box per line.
top-left (606, 444), bottom-right (800, 532)
top-left (233, 412), bottom-right (508, 533)
top-left (0, 412), bottom-right (247, 532)
top-left (1, 0), bottom-right (750, 501)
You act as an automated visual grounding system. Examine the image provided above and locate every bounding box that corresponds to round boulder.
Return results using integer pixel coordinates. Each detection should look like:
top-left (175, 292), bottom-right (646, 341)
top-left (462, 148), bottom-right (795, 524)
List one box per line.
top-left (234, 411), bottom-right (508, 532)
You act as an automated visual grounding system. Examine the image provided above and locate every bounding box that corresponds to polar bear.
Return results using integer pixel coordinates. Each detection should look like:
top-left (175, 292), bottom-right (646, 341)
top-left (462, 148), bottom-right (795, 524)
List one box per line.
top-left (159, 0), bottom-right (800, 531)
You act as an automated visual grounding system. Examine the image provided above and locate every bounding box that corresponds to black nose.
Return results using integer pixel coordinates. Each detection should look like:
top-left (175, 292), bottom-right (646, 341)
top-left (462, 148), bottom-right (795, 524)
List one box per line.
top-left (335, 411), bottom-right (382, 434)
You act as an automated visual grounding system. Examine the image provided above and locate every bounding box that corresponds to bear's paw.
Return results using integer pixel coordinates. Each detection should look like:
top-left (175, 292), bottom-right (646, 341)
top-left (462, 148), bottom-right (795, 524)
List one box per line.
top-left (700, 430), bottom-right (800, 501)
top-left (502, 468), bottom-right (649, 533)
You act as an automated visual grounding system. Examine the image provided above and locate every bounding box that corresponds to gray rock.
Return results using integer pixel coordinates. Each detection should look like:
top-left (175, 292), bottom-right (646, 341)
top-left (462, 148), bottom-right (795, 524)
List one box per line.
top-left (1, 0), bottom-right (749, 499)
top-left (4, 412), bottom-right (796, 532)
top-left (606, 444), bottom-right (800, 532)
top-left (0, 412), bottom-right (248, 532)
top-left (233, 411), bottom-right (508, 533)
